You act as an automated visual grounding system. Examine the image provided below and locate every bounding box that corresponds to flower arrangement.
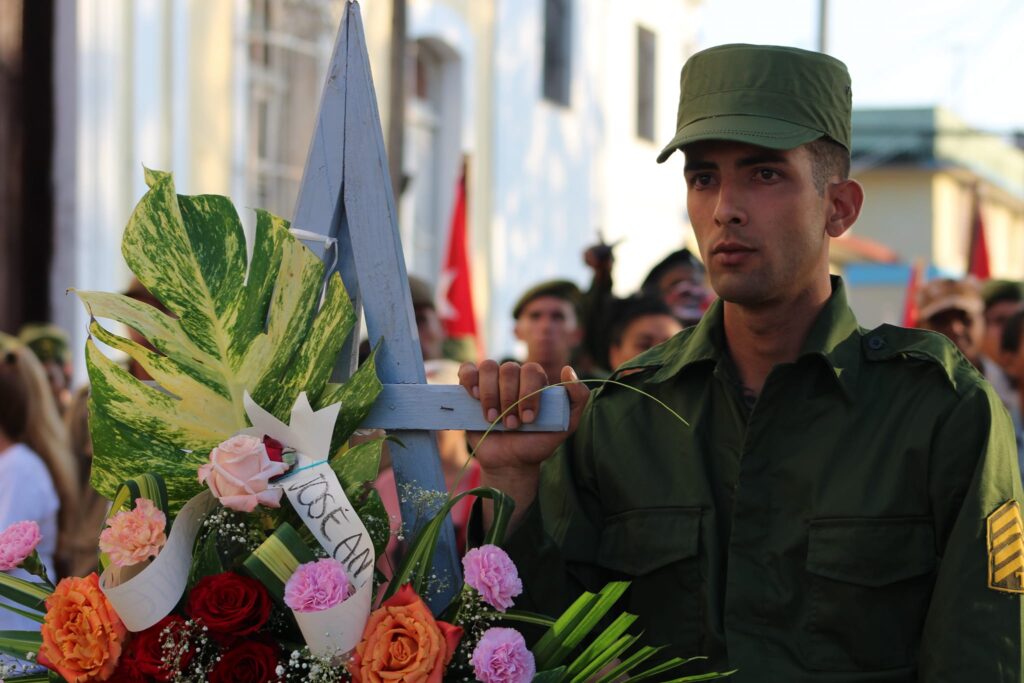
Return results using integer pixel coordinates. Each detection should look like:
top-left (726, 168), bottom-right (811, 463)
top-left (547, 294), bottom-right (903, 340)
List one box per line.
top-left (0, 171), bottom-right (729, 682)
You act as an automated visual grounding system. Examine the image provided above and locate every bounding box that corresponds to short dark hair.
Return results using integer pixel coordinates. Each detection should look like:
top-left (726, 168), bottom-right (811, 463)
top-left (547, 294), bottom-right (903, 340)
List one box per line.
top-left (1000, 310), bottom-right (1024, 354)
top-left (806, 137), bottom-right (850, 195)
top-left (609, 296), bottom-right (678, 348)
top-left (0, 352), bottom-right (28, 441)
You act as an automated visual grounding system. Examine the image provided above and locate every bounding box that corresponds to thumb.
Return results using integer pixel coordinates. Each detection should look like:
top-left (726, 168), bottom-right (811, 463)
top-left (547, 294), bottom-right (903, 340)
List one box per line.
top-left (560, 366), bottom-right (590, 430)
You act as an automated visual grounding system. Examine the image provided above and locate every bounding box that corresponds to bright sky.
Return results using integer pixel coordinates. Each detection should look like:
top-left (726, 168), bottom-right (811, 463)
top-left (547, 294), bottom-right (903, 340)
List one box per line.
top-left (695, 0), bottom-right (1024, 137)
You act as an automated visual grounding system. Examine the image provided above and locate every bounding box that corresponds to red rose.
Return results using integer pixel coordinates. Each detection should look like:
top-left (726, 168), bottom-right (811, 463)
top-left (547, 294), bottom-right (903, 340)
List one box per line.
top-left (187, 573), bottom-right (272, 639)
top-left (263, 435), bottom-right (284, 463)
top-left (208, 639), bottom-right (279, 683)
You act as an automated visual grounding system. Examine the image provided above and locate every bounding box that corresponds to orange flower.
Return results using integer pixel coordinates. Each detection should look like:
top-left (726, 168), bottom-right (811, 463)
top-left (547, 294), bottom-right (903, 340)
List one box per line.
top-left (349, 584), bottom-right (463, 683)
top-left (37, 572), bottom-right (128, 682)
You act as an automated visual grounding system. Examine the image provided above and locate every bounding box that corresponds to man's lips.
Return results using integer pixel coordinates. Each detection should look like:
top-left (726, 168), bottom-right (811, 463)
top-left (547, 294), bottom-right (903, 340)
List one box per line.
top-left (711, 241), bottom-right (756, 265)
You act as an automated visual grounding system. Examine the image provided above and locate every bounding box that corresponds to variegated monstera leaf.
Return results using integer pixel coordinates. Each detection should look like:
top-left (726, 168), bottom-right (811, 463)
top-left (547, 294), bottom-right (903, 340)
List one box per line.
top-left (77, 169), bottom-right (381, 511)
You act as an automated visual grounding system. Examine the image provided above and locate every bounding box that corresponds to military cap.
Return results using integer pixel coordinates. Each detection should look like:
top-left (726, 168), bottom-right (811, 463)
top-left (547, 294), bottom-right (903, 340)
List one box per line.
top-left (641, 249), bottom-right (704, 295)
top-left (917, 277), bottom-right (983, 321)
top-left (658, 43), bottom-right (852, 163)
top-left (981, 279), bottom-right (1023, 310)
top-left (512, 279), bottom-right (582, 319)
top-left (408, 275), bottom-right (436, 310)
top-left (18, 323), bottom-right (69, 364)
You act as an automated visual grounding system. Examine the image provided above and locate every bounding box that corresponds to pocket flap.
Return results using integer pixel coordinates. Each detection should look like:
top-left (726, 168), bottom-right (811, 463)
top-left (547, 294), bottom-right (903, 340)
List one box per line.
top-left (807, 518), bottom-right (936, 587)
top-left (597, 507), bottom-right (700, 576)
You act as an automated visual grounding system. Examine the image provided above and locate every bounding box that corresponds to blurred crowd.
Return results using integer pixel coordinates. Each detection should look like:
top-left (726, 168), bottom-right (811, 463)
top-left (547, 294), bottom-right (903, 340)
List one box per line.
top-left (4, 247), bottom-right (1024, 595)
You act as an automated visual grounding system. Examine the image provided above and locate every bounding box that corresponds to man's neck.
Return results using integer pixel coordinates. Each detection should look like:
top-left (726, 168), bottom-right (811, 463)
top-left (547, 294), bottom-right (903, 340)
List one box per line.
top-left (722, 282), bottom-right (833, 398)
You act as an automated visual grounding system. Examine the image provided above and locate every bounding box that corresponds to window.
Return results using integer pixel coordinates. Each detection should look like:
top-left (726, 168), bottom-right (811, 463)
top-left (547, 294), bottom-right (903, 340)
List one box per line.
top-left (636, 26), bottom-right (656, 141)
top-left (542, 0), bottom-right (571, 106)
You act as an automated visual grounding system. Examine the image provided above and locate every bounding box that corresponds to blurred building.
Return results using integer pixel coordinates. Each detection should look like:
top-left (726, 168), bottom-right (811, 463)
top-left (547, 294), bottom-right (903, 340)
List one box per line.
top-left (844, 107), bottom-right (1024, 326)
top-left (0, 0), bottom-right (703, 373)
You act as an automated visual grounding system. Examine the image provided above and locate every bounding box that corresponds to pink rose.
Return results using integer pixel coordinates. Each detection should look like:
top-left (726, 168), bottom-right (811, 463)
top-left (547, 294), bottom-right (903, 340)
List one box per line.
top-left (284, 558), bottom-right (353, 613)
top-left (462, 545), bottom-right (523, 612)
top-left (98, 498), bottom-right (167, 567)
top-left (470, 628), bottom-right (535, 683)
top-left (198, 435), bottom-right (289, 512)
top-left (0, 520), bottom-right (42, 571)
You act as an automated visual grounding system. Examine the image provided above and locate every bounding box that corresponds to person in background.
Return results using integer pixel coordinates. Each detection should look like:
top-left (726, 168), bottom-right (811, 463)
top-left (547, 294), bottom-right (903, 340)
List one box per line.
top-left (982, 279), bottom-right (1023, 413)
top-left (18, 323), bottom-right (72, 415)
top-left (512, 280), bottom-right (583, 385)
top-left (917, 277), bottom-right (1017, 410)
top-left (62, 385), bottom-right (110, 577)
top-left (606, 296), bottom-right (684, 370)
top-left (639, 248), bottom-right (710, 327)
top-left (1001, 309), bottom-right (1024, 475)
top-left (409, 275), bottom-right (446, 362)
top-left (0, 345), bottom-right (65, 672)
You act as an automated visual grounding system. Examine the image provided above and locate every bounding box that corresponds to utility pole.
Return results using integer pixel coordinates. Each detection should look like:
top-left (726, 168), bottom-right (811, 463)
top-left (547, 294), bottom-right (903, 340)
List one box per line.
top-left (387, 0), bottom-right (407, 214)
top-left (817, 0), bottom-right (828, 53)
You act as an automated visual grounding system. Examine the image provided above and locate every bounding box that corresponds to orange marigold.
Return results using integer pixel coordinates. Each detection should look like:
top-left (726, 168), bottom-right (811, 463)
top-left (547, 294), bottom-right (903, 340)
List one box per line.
top-left (349, 584), bottom-right (462, 683)
top-left (37, 572), bottom-right (128, 682)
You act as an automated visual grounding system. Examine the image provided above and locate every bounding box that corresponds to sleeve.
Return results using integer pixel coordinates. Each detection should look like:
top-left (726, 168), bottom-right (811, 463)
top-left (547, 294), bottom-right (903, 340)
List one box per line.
top-left (919, 383), bottom-right (1024, 681)
top-left (0, 454), bottom-right (55, 530)
top-left (578, 273), bottom-right (618, 372)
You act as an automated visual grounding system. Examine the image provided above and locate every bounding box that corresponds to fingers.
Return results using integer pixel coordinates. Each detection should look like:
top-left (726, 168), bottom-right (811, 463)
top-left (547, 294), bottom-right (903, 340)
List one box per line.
top-left (458, 362), bottom-right (480, 399)
top-left (476, 359), bottom-right (501, 424)
top-left (517, 362), bottom-right (547, 425)
top-left (561, 365), bottom-right (591, 432)
top-left (498, 362), bottom-right (522, 428)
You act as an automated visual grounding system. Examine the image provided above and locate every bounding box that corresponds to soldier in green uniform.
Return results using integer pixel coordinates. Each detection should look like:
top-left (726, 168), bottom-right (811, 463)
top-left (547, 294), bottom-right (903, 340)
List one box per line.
top-left (459, 44), bottom-right (1024, 681)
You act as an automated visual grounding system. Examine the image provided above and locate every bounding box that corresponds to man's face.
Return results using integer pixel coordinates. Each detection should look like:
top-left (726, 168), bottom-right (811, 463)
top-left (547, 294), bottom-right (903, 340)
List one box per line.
top-left (683, 141), bottom-right (834, 306)
top-left (657, 265), bottom-right (708, 324)
top-left (514, 296), bottom-right (581, 365)
top-left (414, 304), bottom-right (445, 361)
top-left (922, 307), bottom-right (985, 364)
top-left (609, 313), bottom-right (683, 370)
top-left (984, 300), bottom-right (1021, 365)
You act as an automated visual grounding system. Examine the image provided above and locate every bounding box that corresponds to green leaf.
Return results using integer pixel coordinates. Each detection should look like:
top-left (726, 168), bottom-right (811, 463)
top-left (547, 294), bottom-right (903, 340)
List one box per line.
top-left (188, 525), bottom-right (225, 586)
top-left (75, 170), bottom-right (372, 512)
top-left (323, 345), bottom-right (384, 455)
top-left (564, 612), bottom-right (638, 680)
top-left (242, 522), bottom-right (317, 600)
top-left (0, 574), bottom-right (50, 612)
top-left (531, 668), bottom-right (568, 683)
top-left (0, 629), bottom-right (42, 661)
top-left (533, 582), bottom-right (630, 671)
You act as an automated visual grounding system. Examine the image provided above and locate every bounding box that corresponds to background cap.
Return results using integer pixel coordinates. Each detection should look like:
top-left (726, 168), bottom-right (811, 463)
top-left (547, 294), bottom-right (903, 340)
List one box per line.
top-left (18, 323), bottom-right (69, 364)
top-left (917, 277), bottom-right (984, 321)
top-left (658, 44), bottom-right (852, 163)
top-left (408, 275), bottom-right (435, 309)
top-left (513, 279), bottom-right (582, 319)
top-left (981, 279), bottom-right (1024, 309)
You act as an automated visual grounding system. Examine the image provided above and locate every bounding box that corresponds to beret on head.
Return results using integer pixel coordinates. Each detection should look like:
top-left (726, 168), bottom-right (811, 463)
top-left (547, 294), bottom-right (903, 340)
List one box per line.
top-left (512, 279), bottom-right (582, 319)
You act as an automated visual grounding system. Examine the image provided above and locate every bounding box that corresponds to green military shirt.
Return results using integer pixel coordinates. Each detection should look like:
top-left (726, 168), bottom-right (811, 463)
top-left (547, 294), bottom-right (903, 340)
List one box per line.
top-left (503, 277), bottom-right (1024, 682)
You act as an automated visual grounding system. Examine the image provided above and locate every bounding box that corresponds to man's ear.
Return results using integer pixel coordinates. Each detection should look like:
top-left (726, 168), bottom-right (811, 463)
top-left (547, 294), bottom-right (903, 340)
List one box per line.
top-left (825, 178), bottom-right (864, 238)
top-left (513, 318), bottom-right (524, 342)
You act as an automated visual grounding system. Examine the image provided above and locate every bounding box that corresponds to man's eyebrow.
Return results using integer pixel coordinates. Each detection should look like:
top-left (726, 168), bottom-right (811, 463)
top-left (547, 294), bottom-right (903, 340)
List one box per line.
top-left (737, 151), bottom-right (789, 167)
top-left (683, 160), bottom-right (717, 173)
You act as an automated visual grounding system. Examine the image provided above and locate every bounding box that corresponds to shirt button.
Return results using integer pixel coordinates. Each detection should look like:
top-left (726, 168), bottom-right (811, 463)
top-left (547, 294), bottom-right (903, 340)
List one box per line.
top-left (868, 336), bottom-right (885, 350)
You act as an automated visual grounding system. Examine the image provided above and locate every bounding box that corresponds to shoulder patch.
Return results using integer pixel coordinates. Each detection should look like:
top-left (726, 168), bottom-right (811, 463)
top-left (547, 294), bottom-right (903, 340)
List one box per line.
top-left (988, 501), bottom-right (1024, 594)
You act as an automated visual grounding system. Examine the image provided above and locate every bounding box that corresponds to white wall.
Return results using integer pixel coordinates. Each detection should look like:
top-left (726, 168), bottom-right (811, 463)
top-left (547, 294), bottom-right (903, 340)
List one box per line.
top-left (488, 0), bottom-right (699, 359)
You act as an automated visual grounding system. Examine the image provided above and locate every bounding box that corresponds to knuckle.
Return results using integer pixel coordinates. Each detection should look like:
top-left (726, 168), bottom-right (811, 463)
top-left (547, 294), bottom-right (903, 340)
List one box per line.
top-left (479, 359), bottom-right (499, 373)
top-left (499, 361), bottom-right (521, 379)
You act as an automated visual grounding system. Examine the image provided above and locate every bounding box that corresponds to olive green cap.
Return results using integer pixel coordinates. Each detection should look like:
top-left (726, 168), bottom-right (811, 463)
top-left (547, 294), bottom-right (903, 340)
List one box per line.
top-left (657, 44), bottom-right (852, 163)
top-left (18, 323), bottom-right (69, 364)
top-left (513, 279), bottom-right (582, 319)
top-left (408, 275), bottom-right (435, 309)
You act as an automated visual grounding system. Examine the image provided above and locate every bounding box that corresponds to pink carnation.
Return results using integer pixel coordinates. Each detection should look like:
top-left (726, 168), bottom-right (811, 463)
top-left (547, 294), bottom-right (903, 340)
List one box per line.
top-left (462, 545), bottom-right (522, 612)
top-left (98, 498), bottom-right (167, 567)
top-left (284, 558), bottom-right (352, 613)
top-left (0, 520), bottom-right (42, 571)
top-left (471, 627), bottom-right (535, 683)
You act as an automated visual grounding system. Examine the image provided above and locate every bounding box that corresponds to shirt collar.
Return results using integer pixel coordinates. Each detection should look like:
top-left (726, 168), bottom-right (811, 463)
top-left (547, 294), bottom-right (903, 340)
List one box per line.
top-left (626, 276), bottom-right (863, 399)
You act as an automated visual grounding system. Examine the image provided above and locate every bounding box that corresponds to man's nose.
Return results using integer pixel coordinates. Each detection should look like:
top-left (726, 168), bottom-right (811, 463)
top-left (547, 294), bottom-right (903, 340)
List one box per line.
top-left (713, 181), bottom-right (747, 226)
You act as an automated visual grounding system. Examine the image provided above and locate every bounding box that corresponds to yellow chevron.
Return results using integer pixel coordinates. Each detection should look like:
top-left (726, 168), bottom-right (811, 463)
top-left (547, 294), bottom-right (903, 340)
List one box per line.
top-left (988, 501), bottom-right (1024, 593)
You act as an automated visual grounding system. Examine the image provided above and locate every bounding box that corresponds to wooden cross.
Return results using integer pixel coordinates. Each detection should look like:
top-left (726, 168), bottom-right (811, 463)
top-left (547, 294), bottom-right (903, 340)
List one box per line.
top-left (291, 1), bottom-right (569, 610)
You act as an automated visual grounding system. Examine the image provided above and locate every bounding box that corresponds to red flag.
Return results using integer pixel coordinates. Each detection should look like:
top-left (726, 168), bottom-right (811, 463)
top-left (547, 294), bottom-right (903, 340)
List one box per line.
top-left (439, 166), bottom-right (479, 347)
top-left (901, 259), bottom-right (924, 328)
top-left (967, 190), bottom-right (991, 280)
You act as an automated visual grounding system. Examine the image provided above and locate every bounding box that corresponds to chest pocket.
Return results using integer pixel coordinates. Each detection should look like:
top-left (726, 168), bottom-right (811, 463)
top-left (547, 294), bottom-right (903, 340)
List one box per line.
top-left (801, 517), bottom-right (937, 673)
top-left (594, 507), bottom-right (702, 656)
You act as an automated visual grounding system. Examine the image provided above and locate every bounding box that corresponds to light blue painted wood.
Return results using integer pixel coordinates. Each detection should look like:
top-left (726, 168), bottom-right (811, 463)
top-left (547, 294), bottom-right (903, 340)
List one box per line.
top-left (291, 1), bottom-right (570, 612)
top-left (361, 384), bottom-right (570, 431)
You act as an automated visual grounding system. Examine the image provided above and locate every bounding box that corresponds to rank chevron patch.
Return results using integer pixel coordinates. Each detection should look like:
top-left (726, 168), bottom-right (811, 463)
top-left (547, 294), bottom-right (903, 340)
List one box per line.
top-left (988, 501), bottom-right (1024, 594)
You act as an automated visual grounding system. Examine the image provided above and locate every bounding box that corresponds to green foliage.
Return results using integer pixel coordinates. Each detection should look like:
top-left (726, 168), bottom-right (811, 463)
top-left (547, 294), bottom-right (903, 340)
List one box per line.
top-left (76, 170), bottom-right (379, 512)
